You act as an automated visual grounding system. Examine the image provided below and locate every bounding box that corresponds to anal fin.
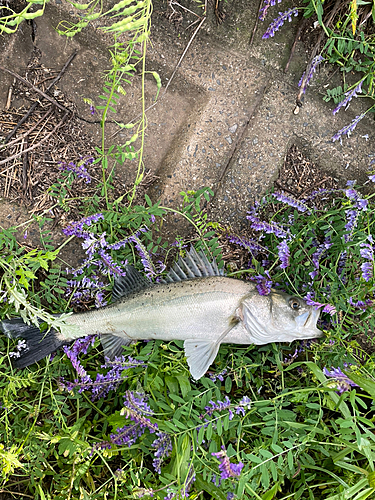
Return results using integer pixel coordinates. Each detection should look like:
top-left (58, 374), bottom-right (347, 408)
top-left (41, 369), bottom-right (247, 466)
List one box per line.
top-left (100, 334), bottom-right (133, 360)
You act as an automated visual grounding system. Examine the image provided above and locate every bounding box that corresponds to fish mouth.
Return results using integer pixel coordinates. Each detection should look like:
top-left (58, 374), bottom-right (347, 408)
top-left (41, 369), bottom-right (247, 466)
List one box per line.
top-left (296, 308), bottom-right (322, 336)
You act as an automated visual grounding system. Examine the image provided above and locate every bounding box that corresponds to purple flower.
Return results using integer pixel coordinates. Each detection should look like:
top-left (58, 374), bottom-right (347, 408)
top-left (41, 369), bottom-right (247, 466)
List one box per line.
top-left (237, 395), bottom-right (252, 408)
top-left (252, 273), bottom-right (272, 295)
top-left (360, 242), bottom-right (374, 261)
top-left (91, 357), bottom-right (147, 400)
top-left (361, 262), bottom-right (373, 282)
top-left (62, 337), bottom-right (95, 383)
top-left (345, 209), bottom-right (358, 234)
top-left (227, 234), bottom-right (266, 255)
top-left (107, 237), bottom-right (132, 251)
top-left (332, 112), bottom-right (366, 144)
top-left (298, 55), bottom-right (324, 94)
top-left (212, 447), bottom-right (244, 480)
top-left (98, 249), bottom-right (127, 277)
top-left (357, 198), bottom-right (368, 210)
top-left (108, 391), bottom-right (159, 450)
top-left (152, 432), bottom-right (173, 473)
top-left (337, 251), bottom-right (347, 278)
top-left (110, 423), bottom-right (146, 447)
top-left (9, 339), bottom-right (28, 359)
top-left (345, 188), bottom-right (358, 200)
top-left (128, 235), bottom-right (155, 278)
top-left (123, 390), bottom-right (154, 416)
top-left (209, 368), bottom-right (228, 382)
top-left (247, 212), bottom-right (289, 239)
top-left (309, 238), bottom-right (332, 280)
top-left (59, 158), bottom-right (93, 183)
top-left (90, 105), bottom-right (95, 115)
top-left (63, 213), bottom-right (104, 237)
top-left (333, 81), bottom-right (363, 115)
top-left (66, 275), bottom-right (107, 307)
top-left (304, 293), bottom-right (336, 315)
top-left (272, 192), bottom-right (309, 212)
top-left (60, 351), bottom-right (147, 401)
top-left (284, 342), bottom-right (314, 363)
top-left (262, 7), bottom-right (298, 39)
top-left (204, 396), bottom-right (232, 419)
top-left (323, 366), bottom-right (359, 394)
top-left (277, 240), bottom-right (290, 269)
top-left (345, 187), bottom-right (368, 211)
top-left (234, 396), bottom-right (252, 416)
top-left (323, 304), bottom-right (337, 316)
top-left (95, 290), bottom-right (107, 308)
top-left (348, 297), bottom-right (373, 310)
top-left (259, 0), bottom-right (282, 21)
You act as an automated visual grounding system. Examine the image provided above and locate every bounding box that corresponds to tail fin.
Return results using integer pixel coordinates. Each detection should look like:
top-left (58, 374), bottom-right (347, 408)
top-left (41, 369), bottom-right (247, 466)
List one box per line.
top-left (1, 318), bottom-right (67, 369)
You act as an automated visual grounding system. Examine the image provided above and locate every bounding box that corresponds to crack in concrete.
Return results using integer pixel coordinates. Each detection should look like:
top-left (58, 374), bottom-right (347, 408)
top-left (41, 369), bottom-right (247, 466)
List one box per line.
top-left (216, 79), bottom-right (271, 187)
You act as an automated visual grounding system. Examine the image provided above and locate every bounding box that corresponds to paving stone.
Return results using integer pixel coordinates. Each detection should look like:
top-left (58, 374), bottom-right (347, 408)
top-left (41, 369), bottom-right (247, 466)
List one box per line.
top-left (0, 1), bottom-right (373, 245)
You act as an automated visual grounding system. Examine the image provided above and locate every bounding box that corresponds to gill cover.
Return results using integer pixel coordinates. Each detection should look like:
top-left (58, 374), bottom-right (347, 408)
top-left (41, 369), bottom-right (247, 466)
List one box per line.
top-left (240, 292), bottom-right (322, 345)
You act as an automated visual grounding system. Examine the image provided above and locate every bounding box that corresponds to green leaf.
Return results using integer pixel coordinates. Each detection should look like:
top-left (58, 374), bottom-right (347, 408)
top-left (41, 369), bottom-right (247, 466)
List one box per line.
top-left (304, 361), bottom-right (351, 419)
top-left (261, 482), bottom-right (280, 500)
top-left (225, 376), bottom-right (232, 393)
top-left (344, 372), bottom-right (375, 398)
top-left (198, 425), bottom-right (205, 444)
top-left (194, 476), bottom-right (227, 500)
top-left (270, 444), bottom-right (283, 454)
top-left (206, 422), bottom-right (213, 440)
top-left (145, 194), bottom-right (152, 207)
top-left (175, 375), bottom-right (191, 399)
top-left (165, 376), bottom-right (179, 395)
top-left (58, 437), bottom-right (78, 458)
top-left (324, 478), bottom-right (373, 500)
top-left (287, 450), bottom-right (293, 471)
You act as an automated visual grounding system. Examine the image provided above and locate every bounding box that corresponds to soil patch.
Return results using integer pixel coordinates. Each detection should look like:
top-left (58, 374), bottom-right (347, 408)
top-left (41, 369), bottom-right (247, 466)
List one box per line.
top-left (275, 144), bottom-right (338, 199)
top-left (0, 48), bottom-right (100, 225)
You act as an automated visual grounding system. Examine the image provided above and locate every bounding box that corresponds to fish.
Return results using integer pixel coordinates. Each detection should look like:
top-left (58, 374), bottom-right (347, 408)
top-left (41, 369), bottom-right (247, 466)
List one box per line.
top-left (0, 247), bottom-right (323, 380)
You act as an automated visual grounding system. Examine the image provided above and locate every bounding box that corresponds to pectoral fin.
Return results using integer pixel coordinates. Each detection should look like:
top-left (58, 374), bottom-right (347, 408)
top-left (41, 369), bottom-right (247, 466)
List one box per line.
top-left (184, 339), bottom-right (221, 380)
top-left (184, 323), bottom-right (238, 380)
top-left (100, 334), bottom-right (133, 360)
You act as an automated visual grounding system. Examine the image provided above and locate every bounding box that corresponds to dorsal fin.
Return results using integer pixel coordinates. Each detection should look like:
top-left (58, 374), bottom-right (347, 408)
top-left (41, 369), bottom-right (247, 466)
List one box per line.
top-left (112, 266), bottom-right (152, 301)
top-left (162, 247), bottom-right (224, 283)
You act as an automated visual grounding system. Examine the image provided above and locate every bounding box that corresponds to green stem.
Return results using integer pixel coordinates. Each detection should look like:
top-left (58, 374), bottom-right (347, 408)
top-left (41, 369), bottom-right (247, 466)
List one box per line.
top-left (128, 4), bottom-right (152, 207)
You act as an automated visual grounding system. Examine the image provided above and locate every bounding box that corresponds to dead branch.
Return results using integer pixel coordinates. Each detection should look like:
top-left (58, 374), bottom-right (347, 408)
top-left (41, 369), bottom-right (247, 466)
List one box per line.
top-left (0, 112), bottom-right (69, 168)
top-left (4, 50), bottom-right (77, 143)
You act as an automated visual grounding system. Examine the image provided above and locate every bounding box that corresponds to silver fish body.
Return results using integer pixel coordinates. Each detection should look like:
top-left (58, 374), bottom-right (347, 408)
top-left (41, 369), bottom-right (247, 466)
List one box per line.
top-left (1, 248), bottom-right (323, 379)
top-left (65, 277), bottom-right (255, 344)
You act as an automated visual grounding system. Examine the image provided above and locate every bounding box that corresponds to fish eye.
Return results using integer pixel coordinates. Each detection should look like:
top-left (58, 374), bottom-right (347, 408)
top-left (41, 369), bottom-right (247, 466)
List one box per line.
top-left (289, 298), bottom-right (301, 310)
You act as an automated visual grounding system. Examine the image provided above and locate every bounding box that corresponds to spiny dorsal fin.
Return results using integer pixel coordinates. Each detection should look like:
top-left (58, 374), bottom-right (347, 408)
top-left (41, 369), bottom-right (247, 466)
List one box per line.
top-left (112, 266), bottom-right (152, 301)
top-left (162, 246), bottom-right (224, 283)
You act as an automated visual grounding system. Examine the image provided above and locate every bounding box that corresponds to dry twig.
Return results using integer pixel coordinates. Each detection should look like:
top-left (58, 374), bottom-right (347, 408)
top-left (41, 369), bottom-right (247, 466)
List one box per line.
top-left (4, 50), bottom-right (77, 143)
top-left (0, 112), bottom-right (69, 168)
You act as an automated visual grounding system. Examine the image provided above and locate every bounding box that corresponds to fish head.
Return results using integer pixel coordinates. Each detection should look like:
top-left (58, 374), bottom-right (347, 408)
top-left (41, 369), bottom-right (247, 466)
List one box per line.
top-left (240, 291), bottom-right (322, 345)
